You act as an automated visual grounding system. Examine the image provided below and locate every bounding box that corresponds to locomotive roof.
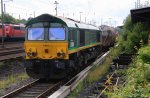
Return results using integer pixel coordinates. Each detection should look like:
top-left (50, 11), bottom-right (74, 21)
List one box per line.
top-left (26, 14), bottom-right (99, 30)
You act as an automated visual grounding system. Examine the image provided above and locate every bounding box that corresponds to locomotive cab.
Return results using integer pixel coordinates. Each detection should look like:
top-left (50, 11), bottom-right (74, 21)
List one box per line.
top-left (25, 22), bottom-right (69, 79)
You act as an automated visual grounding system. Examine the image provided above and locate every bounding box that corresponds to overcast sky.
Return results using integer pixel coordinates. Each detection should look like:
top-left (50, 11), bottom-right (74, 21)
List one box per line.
top-left (1, 0), bottom-right (149, 26)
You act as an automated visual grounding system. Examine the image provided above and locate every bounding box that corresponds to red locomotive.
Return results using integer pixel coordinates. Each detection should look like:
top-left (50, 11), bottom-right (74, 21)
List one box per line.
top-left (0, 23), bottom-right (25, 41)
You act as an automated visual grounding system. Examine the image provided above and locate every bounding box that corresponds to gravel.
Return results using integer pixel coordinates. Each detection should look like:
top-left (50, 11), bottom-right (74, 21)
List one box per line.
top-left (0, 59), bottom-right (36, 97)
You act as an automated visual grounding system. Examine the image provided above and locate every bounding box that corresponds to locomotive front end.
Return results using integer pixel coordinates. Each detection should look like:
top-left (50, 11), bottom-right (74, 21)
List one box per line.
top-left (24, 16), bottom-right (69, 79)
top-left (25, 28), bottom-right (68, 60)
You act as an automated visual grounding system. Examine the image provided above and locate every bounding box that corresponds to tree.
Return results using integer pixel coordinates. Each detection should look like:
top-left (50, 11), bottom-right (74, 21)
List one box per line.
top-left (0, 14), bottom-right (16, 23)
top-left (0, 14), bottom-right (27, 24)
top-left (16, 19), bottom-right (27, 24)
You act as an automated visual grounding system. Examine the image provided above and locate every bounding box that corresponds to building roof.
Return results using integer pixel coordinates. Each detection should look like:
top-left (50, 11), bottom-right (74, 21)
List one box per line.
top-left (131, 7), bottom-right (150, 23)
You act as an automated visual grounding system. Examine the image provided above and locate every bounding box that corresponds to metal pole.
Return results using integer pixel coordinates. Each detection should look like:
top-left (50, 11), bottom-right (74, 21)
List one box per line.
top-left (54, 1), bottom-right (59, 16)
top-left (4, 3), bottom-right (5, 14)
top-left (84, 13), bottom-right (86, 23)
top-left (137, 0), bottom-right (139, 8)
top-left (135, 2), bottom-right (137, 8)
top-left (19, 14), bottom-right (20, 20)
top-left (56, 4), bottom-right (57, 16)
top-left (34, 11), bottom-right (35, 18)
top-left (109, 18), bottom-right (111, 27)
top-left (79, 12), bottom-right (82, 22)
top-left (1, 0), bottom-right (5, 48)
top-left (101, 18), bottom-right (103, 25)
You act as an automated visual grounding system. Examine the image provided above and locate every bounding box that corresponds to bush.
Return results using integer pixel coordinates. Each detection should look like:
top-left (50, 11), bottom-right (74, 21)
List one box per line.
top-left (138, 46), bottom-right (150, 64)
top-left (120, 15), bottom-right (149, 53)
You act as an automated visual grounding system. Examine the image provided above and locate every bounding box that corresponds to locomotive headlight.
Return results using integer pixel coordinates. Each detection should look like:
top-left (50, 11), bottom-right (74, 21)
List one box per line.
top-left (27, 52), bottom-right (32, 57)
top-left (57, 52), bottom-right (65, 58)
top-left (31, 52), bottom-right (37, 57)
top-left (26, 48), bottom-right (37, 58)
top-left (57, 52), bottom-right (61, 57)
top-left (27, 52), bottom-right (37, 58)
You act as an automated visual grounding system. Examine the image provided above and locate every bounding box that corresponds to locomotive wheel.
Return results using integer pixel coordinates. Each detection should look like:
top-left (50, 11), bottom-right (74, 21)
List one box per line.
top-left (78, 55), bottom-right (84, 67)
top-left (68, 60), bottom-right (80, 75)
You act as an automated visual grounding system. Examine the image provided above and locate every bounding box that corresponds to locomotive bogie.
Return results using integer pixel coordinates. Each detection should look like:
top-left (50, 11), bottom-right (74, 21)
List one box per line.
top-left (25, 59), bottom-right (69, 79)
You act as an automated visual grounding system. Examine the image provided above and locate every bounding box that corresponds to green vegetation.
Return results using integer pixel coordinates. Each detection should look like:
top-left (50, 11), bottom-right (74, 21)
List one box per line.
top-left (68, 46), bottom-right (121, 98)
top-left (138, 46), bottom-right (150, 64)
top-left (106, 14), bottom-right (150, 97)
top-left (0, 14), bottom-right (16, 24)
top-left (107, 46), bottom-right (150, 98)
top-left (0, 61), bottom-right (29, 96)
top-left (120, 15), bottom-right (149, 53)
top-left (0, 73), bottom-right (29, 96)
top-left (87, 47), bottom-right (121, 84)
top-left (0, 13), bottom-right (27, 24)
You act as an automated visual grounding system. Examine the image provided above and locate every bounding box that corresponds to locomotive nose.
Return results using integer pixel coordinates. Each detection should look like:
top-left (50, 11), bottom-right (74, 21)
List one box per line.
top-left (25, 42), bottom-right (68, 59)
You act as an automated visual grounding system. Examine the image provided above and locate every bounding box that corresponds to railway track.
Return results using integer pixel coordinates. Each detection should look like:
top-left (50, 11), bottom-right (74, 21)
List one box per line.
top-left (0, 41), bottom-right (24, 45)
top-left (1, 79), bottom-right (63, 98)
top-left (1, 51), bottom-right (109, 98)
top-left (0, 42), bottom-right (23, 48)
top-left (0, 42), bottom-right (24, 61)
top-left (49, 51), bottom-right (110, 98)
top-left (77, 53), bottom-right (133, 98)
top-left (0, 48), bottom-right (24, 61)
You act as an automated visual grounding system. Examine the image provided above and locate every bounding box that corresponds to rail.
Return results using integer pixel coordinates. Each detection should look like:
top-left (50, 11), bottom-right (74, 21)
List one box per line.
top-left (0, 42), bottom-right (24, 61)
top-left (1, 79), bottom-right (63, 98)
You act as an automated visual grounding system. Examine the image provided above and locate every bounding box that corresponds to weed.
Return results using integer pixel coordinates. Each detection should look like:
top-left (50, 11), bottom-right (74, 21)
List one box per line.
top-left (68, 46), bottom-right (121, 98)
top-left (0, 73), bottom-right (29, 92)
top-left (108, 46), bottom-right (150, 98)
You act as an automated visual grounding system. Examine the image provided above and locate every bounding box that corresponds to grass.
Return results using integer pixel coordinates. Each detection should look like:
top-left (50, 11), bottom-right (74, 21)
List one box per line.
top-left (107, 46), bottom-right (150, 98)
top-left (68, 46), bottom-right (121, 98)
top-left (0, 73), bottom-right (29, 96)
top-left (0, 60), bottom-right (29, 96)
top-left (86, 55), bottom-right (112, 84)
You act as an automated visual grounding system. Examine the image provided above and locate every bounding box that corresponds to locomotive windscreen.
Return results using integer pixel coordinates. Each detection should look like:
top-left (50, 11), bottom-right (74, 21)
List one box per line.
top-left (49, 28), bottom-right (65, 40)
top-left (28, 28), bottom-right (44, 40)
